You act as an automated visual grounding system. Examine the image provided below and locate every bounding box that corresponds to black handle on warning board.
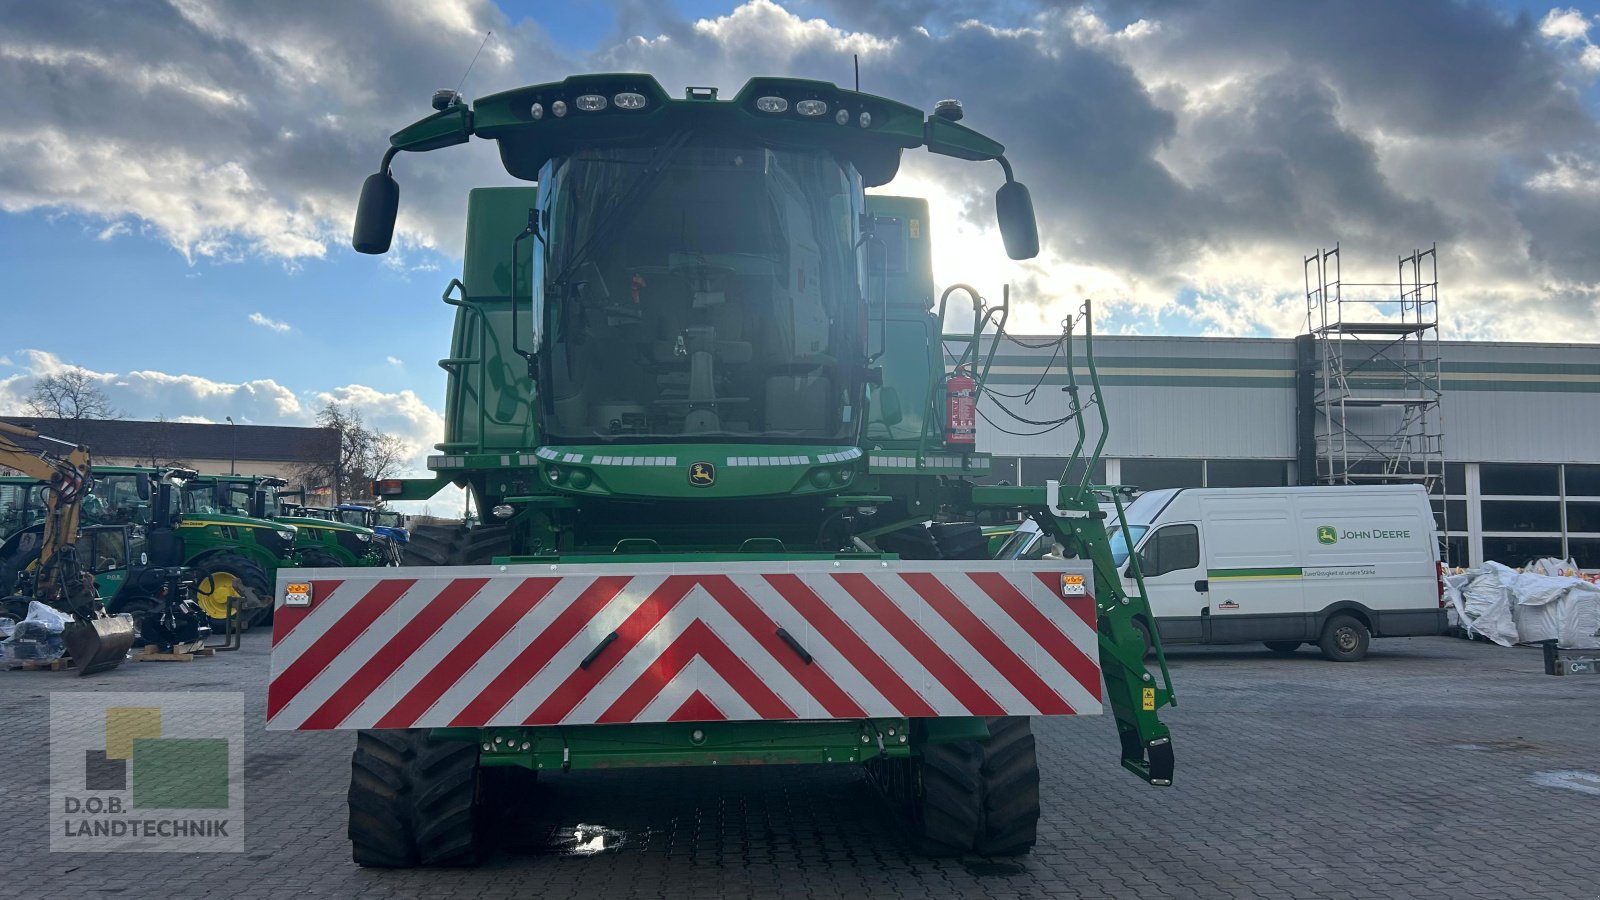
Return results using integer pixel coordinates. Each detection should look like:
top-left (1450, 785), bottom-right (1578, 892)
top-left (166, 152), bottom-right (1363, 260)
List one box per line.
top-left (775, 628), bottom-right (813, 665)
top-left (580, 631), bottom-right (619, 669)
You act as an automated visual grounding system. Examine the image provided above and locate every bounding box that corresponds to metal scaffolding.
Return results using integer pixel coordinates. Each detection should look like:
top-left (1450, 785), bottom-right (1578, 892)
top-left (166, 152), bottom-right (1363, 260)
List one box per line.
top-left (1302, 244), bottom-right (1444, 497)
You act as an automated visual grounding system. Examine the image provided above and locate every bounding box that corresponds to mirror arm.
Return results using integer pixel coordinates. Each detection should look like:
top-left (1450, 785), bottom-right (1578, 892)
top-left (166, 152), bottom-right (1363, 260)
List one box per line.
top-left (996, 153), bottom-right (1016, 183)
top-left (379, 146), bottom-right (400, 176)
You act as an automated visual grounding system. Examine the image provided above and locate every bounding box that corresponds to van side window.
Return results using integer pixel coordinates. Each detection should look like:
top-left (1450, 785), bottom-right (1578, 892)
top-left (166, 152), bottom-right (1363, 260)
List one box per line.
top-left (1141, 524), bottom-right (1200, 577)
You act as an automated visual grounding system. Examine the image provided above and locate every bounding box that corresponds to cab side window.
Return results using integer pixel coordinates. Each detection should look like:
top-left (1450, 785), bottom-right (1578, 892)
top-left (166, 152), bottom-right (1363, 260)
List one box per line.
top-left (1140, 524), bottom-right (1200, 577)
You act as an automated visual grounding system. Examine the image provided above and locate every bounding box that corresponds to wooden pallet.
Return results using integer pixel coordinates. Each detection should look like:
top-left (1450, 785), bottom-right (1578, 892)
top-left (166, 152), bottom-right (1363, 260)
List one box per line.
top-left (131, 643), bottom-right (216, 663)
top-left (3, 656), bottom-right (75, 671)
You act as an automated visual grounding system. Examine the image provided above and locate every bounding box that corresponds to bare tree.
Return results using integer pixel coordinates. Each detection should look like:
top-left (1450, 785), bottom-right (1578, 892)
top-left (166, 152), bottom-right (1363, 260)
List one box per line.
top-left (367, 432), bottom-right (408, 484)
top-left (293, 402), bottom-right (408, 501)
top-left (25, 368), bottom-right (120, 419)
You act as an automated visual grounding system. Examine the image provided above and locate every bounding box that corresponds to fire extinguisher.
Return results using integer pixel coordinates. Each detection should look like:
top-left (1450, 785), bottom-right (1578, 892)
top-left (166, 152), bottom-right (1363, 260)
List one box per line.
top-left (945, 366), bottom-right (977, 447)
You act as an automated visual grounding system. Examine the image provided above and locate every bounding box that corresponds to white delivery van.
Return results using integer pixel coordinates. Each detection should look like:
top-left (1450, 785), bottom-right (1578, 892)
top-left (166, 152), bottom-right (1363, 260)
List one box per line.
top-left (998, 485), bottom-right (1446, 661)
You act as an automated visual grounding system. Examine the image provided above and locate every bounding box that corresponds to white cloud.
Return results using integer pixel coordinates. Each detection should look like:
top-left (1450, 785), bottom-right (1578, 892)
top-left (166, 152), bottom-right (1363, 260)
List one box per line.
top-left (385, 356), bottom-right (404, 368)
top-left (5, 1), bottom-right (1600, 343)
top-left (1540, 8), bottom-right (1592, 43)
top-left (247, 312), bottom-right (292, 333)
top-left (0, 349), bottom-right (447, 497)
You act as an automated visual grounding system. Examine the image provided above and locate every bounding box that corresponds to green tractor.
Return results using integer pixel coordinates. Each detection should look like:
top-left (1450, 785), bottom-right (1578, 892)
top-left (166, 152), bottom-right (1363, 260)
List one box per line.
top-left (187, 474), bottom-right (390, 569)
top-left (268, 74), bottom-right (1174, 867)
top-left (73, 467), bottom-right (298, 628)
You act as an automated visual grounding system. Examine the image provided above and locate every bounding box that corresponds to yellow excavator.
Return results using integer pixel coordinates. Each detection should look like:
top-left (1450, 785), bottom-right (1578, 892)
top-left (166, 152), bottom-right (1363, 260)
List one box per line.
top-left (0, 419), bottom-right (136, 674)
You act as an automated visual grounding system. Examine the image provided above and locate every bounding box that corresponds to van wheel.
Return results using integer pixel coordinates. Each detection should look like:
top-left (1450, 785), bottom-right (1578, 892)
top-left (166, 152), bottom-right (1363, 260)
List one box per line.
top-left (1132, 619), bottom-right (1154, 659)
top-left (1263, 641), bottom-right (1302, 654)
top-left (1317, 615), bottom-right (1370, 662)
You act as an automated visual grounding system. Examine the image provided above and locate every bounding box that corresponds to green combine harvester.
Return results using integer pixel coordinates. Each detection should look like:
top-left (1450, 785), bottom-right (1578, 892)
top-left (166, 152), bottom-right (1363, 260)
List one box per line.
top-left (266, 73), bottom-right (1174, 867)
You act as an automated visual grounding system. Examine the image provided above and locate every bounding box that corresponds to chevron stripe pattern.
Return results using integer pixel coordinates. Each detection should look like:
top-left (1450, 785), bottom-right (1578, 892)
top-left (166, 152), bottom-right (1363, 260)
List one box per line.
top-left (265, 561), bottom-right (1102, 731)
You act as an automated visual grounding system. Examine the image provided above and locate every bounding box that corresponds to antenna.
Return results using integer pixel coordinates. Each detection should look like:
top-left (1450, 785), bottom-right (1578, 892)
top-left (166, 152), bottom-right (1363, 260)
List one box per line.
top-left (853, 54), bottom-right (860, 92)
top-left (454, 31), bottom-right (493, 101)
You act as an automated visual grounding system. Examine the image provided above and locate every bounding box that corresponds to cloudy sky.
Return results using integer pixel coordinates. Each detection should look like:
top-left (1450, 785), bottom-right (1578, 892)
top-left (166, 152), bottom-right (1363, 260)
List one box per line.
top-left (4, 0), bottom-right (1600, 493)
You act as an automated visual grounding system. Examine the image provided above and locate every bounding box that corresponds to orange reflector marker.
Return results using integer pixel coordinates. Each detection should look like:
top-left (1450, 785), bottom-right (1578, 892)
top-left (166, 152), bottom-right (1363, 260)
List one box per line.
top-left (374, 479), bottom-right (404, 496)
top-left (285, 583), bottom-right (313, 608)
top-left (1060, 574), bottom-right (1087, 597)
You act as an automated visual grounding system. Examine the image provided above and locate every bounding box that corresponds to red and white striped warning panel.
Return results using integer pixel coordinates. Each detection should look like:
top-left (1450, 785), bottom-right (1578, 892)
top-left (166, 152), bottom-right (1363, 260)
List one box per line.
top-left (266, 561), bottom-right (1101, 731)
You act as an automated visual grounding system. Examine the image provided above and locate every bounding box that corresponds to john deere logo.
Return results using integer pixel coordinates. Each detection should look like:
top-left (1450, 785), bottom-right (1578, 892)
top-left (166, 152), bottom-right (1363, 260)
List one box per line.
top-left (688, 462), bottom-right (716, 487)
top-left (1317, 525), bottom-right (1338, 545)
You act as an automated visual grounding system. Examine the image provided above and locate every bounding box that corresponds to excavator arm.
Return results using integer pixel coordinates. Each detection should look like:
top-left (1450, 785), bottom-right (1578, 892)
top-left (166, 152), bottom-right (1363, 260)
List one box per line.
top-left (0, 420), bottom-right (134, 673)
top-left (0, 420), bottom-right (92, 605)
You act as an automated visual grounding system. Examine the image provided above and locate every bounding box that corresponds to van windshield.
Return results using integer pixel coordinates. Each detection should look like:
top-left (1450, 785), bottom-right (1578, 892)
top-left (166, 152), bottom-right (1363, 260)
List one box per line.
top-left (995, 524), bottom-right (1039, 561)
top-left (1108, 524), bottom-right (1149, 566)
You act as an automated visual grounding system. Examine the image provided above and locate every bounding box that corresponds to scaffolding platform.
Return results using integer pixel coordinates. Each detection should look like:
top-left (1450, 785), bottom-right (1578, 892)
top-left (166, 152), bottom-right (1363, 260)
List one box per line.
top-left (1300, 244), bottom-right (1447, 552)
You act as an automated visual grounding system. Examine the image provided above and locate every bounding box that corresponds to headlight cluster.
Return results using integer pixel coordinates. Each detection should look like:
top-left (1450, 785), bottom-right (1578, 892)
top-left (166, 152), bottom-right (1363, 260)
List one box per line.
top-left (531, 92), bottom-right (649, 120)
top-left (755, 94), bottom-right (873, 128)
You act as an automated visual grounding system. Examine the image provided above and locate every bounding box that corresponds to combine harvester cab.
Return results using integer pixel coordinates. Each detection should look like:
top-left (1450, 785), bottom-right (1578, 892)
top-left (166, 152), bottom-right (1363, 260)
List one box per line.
top-left (269, 74), bottom-right (1175, 867)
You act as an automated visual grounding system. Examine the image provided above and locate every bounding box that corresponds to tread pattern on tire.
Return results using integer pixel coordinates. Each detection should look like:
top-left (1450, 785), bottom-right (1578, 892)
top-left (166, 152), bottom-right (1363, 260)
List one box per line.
top-left (349, 730), bottom-right (418, 868)
top-left (876, 716), bottom-right (1041, 858)
top-left (348, 729), bottom-right (482, 868)
top-left (975, 716), bottom-right (1040, 856)
top-left (402, 523), bottom-right (464, 567)
top-left (913, 738), bottom-right (984, 855)
top-left (296, 547), bottom-right (345, 568)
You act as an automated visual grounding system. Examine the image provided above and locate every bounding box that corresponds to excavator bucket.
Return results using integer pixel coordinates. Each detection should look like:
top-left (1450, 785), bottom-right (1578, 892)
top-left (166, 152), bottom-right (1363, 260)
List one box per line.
top-left (63, 614), bottom-right (136, 675)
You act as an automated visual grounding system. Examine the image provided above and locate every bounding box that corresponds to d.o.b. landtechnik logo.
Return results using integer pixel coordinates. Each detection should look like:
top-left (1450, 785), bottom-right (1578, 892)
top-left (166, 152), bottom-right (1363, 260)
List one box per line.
top-left (50, 692), bottom-right (243, 852)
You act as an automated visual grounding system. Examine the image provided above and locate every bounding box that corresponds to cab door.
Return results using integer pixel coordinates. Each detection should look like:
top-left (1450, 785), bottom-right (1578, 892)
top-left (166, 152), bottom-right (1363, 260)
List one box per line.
top-left (1130, 523), bottom-right (1205, 642)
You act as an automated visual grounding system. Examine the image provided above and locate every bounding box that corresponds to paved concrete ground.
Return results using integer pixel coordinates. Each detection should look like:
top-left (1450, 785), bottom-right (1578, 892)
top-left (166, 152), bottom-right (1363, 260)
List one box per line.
top-left (3, 634), bottom-right (1596, 898)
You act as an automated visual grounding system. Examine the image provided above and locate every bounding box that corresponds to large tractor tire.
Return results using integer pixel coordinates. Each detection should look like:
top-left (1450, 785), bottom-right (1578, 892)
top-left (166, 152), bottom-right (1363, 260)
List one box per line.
top-left (296, 547), bottom-right (345, 569)
top-left (929, 522), bottom-right (991, 560)
top-left (192, 552), bottom-right (271, 632)
top-left (401, 523), bottom-right (465, 566)
top-left (870, 716), bottom-right (1041, 857)
top-left (402, 525), bottom-right (511, 568)
top-left (349, 729), bottom-right (485, 868)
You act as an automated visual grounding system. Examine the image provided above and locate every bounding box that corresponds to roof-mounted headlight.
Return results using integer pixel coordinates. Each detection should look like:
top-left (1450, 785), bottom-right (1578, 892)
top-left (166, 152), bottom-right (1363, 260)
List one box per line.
top-left (755, 95), bottom-right (788, 113)
top-left (575, 94), bottom-right (607, 111)
top-left (796, 99), bottom-right (828, 117)
top-left (613, 92), bottom-right (648, 110)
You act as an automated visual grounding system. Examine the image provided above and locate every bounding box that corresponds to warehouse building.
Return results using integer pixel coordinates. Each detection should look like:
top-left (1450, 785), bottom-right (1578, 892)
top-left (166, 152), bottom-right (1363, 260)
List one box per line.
top-left (1, 417), bottom-right (340, 498)
top-left (974, 335), bottom-right (1600, 570)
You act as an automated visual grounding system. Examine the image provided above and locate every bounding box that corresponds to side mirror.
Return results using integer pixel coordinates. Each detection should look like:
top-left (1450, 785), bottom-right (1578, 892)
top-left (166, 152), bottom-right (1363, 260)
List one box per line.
top-left (995, 181), bottom-right (1040, 260)
top-left (353, 172), bottom-right (399, 254)
top-left (136, 473), bottom-right (151, 501)
top-left (877, 386), bottom-right (903, 427)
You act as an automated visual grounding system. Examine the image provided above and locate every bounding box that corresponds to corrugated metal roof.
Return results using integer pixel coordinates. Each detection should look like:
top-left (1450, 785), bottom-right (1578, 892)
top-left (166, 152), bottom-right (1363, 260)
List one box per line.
top-left (2, 417), bottom-right (339, 465)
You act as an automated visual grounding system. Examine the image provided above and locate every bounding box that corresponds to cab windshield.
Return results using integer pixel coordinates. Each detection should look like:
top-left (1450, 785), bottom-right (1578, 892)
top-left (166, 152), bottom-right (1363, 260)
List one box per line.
top-left (338, 509), bottom-right (368, 527)
top-left (180, 482), bottom-right (220, 516)
top-left (375, 511), bottom-right (404, 529)
top-left (221, 484), bottom-right (254, 516)
top-left (0, 482), bottom-right (45, 536)
top-left (85, 474), bottom-right (150, 525)
top-left (538, 143), bottom-right (863, 444)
